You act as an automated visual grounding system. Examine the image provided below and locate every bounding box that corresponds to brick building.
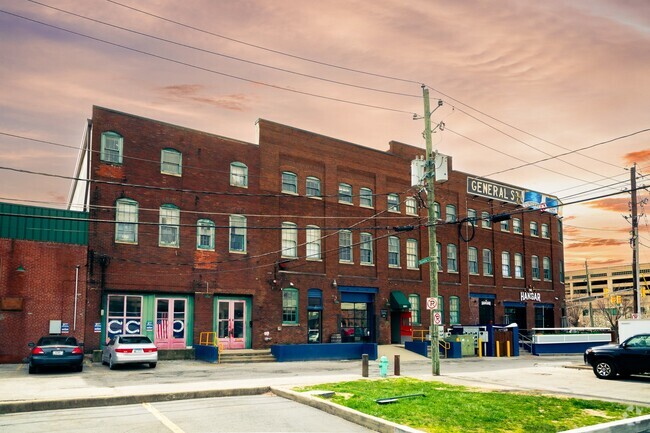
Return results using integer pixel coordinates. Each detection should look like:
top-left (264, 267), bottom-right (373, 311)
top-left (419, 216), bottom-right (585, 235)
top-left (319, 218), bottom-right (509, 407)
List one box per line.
top-left (0, 203), bottom-right (88, 362)
top-left (69, 106), bottom-right (566, 352)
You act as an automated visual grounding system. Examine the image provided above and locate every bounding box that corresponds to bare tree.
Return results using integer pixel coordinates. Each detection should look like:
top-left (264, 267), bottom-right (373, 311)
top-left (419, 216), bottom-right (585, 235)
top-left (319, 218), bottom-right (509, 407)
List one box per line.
top-left (564, 304), bottom-right (582, 328)
top-left (593, 297), bottom-right (634, 330)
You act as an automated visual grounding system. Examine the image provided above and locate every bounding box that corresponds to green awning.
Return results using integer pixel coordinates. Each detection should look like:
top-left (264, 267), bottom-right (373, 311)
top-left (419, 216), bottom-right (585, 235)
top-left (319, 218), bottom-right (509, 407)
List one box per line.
top-left (390, 291), bottom-right (411, 310)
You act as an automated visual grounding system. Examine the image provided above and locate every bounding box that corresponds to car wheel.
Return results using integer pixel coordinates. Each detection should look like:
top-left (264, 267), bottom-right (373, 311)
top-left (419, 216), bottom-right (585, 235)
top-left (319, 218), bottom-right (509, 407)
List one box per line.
top-left (593, 359), bottom-right (617, 379)
top-left (149, 362), bottom-right (157, 369)
top-left (28, 364), bottom-right (37, 374)
top-left (109, 356), bottom-right (117, 370)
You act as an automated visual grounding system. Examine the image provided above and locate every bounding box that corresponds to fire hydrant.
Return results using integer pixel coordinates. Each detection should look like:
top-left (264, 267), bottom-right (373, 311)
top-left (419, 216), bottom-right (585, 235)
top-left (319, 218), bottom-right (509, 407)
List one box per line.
top-left (379, 356), bottom-right (389, 378)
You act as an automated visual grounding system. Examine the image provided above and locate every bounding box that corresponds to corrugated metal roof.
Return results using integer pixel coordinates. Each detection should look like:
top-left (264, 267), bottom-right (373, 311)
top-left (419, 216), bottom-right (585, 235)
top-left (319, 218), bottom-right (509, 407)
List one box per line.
top-left (0, 202), bottom-right (88, 245)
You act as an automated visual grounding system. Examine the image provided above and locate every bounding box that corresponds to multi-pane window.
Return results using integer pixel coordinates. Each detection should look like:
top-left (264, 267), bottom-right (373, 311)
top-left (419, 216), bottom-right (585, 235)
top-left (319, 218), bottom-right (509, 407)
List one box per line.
top-left (360, 187), bottom-right (373, 207)
top-left (230, 162), bottom-right (248, 187)
top-left (159, 204), bottom-right (180, 247)
top-left (282, 171), bottom-right (298, 194)
top-left (434, 202), bottom-right (441, 219)
top-left (161, 148), bottom-right (182, 175)
top-left (436, 242), bottom-right (442, 271)
top-left (115, 198), bottom-right (138, 243)
top-left (282, 288), bottom-right (299, 324)
top-left (196, 219), bottom-right (215, 250)
top-left (558, 219), bottom-right (563, 242)
top-left (449, 296), bottom-right (460, 325)
top-left (445, 204), bottom-right (457, 222)
top-left (339, 230), bottom-right (352, 262)
top-left (229, 214), bottom-right (247, 252)
top-left (306, 176), bottom-right (321, 197)
top-left (388, 236), bottom-right (400, 267)
top-left (438, 295), bottom-right (445, 324)
top-left (306, 226), bottom-right (321, 259)
top-left (513, 218), bottom-right (522, 234)
top-left (281, 222), bottom-right (298, 258)
top-left (447, 244), bottom-right (458, 272)
top-left (514, 253), bottom-right (523, 278)
top-left (107, 295), bottom-right (142, 339)
top-left (500, 219), bottom-right (509, 232)
top-left (541, 223), bottom-right (549, 238)
top-left (481, 211), bottom-right (491, 229)
top-left (532, 255), bottom-right (540, 280)
top-left (388, 193), bottom-right (400, 212)
top-left (559, 260), bottom-right (565, 283)
top-left (502, 251), bottom-right (511, 278)
top-left (405, 197), bottom-right (418, 215)
top-left (543, 257), bottom-right (552, 280)
top-left (530, 221), bottom-right (539, 237)
top-left (338, 183), bottom-right (353, 204)
top-left (467, 209), bottom-right (477, 227)
top-left (100, 131), bottom-right (123, 164)
top-left (406, 239), bottom-right (418, 269)
top-left (360, 232), bottom-right (373, 265)
top-left (409, 294), bottom-right (421, 325)
top-left (468, 247), bottom-right (479, 274)
top-left (483, 249), bottom-right (493, 276)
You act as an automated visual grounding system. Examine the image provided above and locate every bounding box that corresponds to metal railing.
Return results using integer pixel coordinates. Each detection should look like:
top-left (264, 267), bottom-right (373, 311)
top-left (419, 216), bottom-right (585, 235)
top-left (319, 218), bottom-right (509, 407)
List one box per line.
top-left (198, 331), bottom-right (224, 363)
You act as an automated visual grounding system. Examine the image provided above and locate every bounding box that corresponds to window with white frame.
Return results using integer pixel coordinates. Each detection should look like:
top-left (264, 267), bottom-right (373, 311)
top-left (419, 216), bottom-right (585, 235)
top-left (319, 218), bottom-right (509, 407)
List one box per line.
top-left (101, 131), bottom-right (123, 164)
top-left (339, 230), bottom-right (352, 262)
top-left (282, 288), bottom-right (298, 324)
top-left (159, 204), bottom-right (180, 247)
top-left (449, 296), bottom-right (460, 325)
top-left (229, 214), bottom-right (246, 252)
top-left (306, 176), bottom-right (321, 198)
top-left (196, 219), bottom-right (215, 250)
top-left (388, 193), bottom-right (400, 212)
top-left (388, 236), bottom-right (400, 267)
top-left (282, 171), bottom-right (298, 194)
top-left (405, 197), bottom-right (418, 215)
top-left (530, 221), bottom-right (539, 237)
top-left (447, 244), bottom-right (458, 272)
top-left (543, 256), bottom-right (552, 280)
top-left (481, 211), bottom-right (491, 229)
top-left (115, 198), bottom-right (138, 244)
top-left (161, 148), bottom-right (182, 176)
top-left (500, 219), bottom-right (509, 232)
top-left (360, 187), bottom-right (373, 207)
top-left (437, 242), bottom-right (442, 271)
top-left (514, 253), bottom-right (523, 278)
top-left (338, 183), bottom-right (352, 204)
top-left (434, 202), bottom-right (441, 219)
top-left (513, 218), bottom-right (522, 234)
top-left (468, 247), bottom-right (479, 274)
top-left (281, 222), bottom-right (298, 258)
top-left (541, 223), bottom-right (549, 238)
top-left (467, 209), bottom-right (477, 227)
top-left (409, 294), bottom-right (421, 325)
top-left (230, 162), bottom-right (248, 187)
top-left (483, 249), bottom-right (493, 276)
top-left (445, 204), bottom-right (457, 222)
top-left (532, 255), bottom-right (540, 280)
top-left (306, 226), bottom-right (321, 259)
top-left (360, 232), bottom-right (373, 265)
top-left (406, 239), bottom-right (418, 269)
top-left (502, 251), bottom-right (511, 277)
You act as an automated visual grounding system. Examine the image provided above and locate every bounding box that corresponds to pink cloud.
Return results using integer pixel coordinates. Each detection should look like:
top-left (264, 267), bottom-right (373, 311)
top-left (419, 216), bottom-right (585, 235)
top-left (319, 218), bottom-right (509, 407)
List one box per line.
top-left (157, 85), bottom-right (253, 112)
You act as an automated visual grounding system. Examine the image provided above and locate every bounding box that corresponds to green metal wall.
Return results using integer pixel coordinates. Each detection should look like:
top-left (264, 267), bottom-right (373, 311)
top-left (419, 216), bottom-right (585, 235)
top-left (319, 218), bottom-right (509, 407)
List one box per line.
top-left (0, 202), bottom-right (88, 245)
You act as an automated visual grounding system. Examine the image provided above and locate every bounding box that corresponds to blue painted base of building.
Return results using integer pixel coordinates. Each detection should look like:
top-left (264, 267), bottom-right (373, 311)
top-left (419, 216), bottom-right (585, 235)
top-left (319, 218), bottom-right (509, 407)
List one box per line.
top-left (531, 341), bottom-right (609, 355)
top-left (405, 341), bottom-right (463, 358)
top-left (194, 344), bottom-right (219, 363)
top-left (271, 343), bottom-right (377, 362)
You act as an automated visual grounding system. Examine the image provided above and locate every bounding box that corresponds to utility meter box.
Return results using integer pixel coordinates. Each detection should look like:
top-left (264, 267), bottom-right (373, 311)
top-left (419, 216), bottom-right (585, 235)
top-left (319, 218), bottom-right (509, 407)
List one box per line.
top-left (49, 320), bottom-right (62, 334)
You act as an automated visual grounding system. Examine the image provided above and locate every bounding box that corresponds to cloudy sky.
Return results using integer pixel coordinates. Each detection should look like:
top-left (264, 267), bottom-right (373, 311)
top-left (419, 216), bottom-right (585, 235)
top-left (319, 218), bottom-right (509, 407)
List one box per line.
top-left (1, 0), bottom-right (648, 271)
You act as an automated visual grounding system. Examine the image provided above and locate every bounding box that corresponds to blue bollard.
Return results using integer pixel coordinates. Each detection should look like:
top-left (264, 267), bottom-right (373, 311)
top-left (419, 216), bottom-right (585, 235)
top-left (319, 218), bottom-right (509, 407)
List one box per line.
top-left (379, 355), bottom-right (389, 377)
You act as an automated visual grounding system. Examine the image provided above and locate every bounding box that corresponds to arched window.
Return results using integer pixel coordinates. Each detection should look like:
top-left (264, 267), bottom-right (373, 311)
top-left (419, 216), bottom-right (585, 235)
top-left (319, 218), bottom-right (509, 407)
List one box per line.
top-left (409, 294), bottom-right (421, 325)
top-left (230, 162), bottom-right (248, 187)
top-left (282, 172), bottom-right (298, 194)
top-left (447, 244), bottom-right (457, 272)
top-left (281, 222), bottom-right (298, 258)
top-left (115, 198), bottom-right (138, 243)
top-left (445, 204), bottom-right (457, 222)
top-left (338, 183), bottom-right (352, 203)
top-left (468, 247), bottom-right (479, 274)
top-left (159, 204), bottom-right (180, 247)
top-left (306, 176), bottom-right (321, 197)
top-left (360, 187), bottom-right (373, 207)
top-left (229, 214), bottom-right (247, 252)
top-left (360, 232), bottom-right (373, 265)
top-left (196, 219), bottom-right (215, 250)
top-left (339, 230), bottom-right (352, 262)
top-left (502, 251), bottom-right (511, 277)
top-left (483, 249), bottom-right (493, 276)
top-left (306, 225), bottom-right (321, 259)
top-left (405, 197), bottom-right (418, 215)
top-left (406, 239), bottom-right (418, 269)
top-left (532, 255), bottom-right (540, 280)
top-left (388, 193), bottom-right (400, 212)
top-left (449, 296), bottom-right (460, 325)
top-left (388, 236), bottom-right (400, 267)
top-left (282, 288), bottom-right (299, 324)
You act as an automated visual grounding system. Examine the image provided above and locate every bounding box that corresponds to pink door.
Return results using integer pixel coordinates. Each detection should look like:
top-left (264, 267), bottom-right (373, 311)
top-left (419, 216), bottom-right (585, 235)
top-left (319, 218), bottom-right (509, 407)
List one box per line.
top-left (155, 298), bottom-right (187, 349)
top-left (217, 300), bottom-right (246, 349)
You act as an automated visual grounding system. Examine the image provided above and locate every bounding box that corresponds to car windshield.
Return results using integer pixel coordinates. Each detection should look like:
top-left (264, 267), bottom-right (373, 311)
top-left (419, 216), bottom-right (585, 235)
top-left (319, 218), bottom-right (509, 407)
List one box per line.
top-left (38, 336), bottom-right (78, 346)
top-left (119, 336), bottom-right (152, 344)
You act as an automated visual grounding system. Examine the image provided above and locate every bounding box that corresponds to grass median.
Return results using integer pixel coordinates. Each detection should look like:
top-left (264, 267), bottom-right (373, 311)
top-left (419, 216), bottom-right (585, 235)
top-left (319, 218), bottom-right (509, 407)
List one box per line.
top-left (299, 378), bottom-right (650, 433)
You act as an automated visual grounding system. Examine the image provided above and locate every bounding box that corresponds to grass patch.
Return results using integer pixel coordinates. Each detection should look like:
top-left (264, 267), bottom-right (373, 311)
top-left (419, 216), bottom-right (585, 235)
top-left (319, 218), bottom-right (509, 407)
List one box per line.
top-left (298, 378), bottom-right (649, 433)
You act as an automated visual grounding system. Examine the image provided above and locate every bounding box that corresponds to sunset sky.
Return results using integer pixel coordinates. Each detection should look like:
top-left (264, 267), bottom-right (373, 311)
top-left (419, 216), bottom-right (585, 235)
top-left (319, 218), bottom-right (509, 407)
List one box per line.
top-left (1, 0), bottom-right (648, 271)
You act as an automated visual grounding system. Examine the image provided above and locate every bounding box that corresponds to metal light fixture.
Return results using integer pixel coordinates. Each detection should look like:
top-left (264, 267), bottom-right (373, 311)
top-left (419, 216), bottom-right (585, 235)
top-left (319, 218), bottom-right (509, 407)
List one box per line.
top-left (16, 265), bottom-right (25, 272)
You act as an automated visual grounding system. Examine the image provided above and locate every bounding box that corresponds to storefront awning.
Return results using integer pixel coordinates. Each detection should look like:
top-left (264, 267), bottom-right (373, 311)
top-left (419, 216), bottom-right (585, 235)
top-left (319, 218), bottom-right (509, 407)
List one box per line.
top-left (390, 291), bottom-right (410, 310)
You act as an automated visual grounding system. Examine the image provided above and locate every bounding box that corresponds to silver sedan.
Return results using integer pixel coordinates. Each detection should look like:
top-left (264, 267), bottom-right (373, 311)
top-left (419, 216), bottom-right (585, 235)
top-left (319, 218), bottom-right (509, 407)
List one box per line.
top-left (101, 335), bottom-right (158, 370)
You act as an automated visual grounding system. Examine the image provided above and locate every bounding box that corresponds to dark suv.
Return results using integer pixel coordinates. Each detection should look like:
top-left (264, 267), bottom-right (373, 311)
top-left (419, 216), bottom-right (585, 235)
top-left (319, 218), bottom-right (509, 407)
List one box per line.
top-left (584, 333), bottom-right (650, 379)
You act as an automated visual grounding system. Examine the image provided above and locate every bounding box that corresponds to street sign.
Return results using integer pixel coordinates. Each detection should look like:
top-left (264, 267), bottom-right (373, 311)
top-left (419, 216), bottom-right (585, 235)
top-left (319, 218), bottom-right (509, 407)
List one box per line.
top-left (433, 312), bottom-right (442, 325)
top-left (418, 256), bottom-right (432, 265)
top-left (426, 297), bottom-right (438, 310)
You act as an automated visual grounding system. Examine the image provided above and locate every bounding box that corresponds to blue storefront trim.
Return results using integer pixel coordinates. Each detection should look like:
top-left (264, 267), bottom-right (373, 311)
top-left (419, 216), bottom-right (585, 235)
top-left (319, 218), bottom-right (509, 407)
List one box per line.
top-left (271, 343), bottom-right (377, 362)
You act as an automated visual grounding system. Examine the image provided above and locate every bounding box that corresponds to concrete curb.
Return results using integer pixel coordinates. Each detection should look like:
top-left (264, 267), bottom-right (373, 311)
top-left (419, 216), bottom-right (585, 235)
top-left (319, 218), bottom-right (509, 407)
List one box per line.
top-left (272, 386), bottom-right (424, 433)
top-left (560, 414), bottom-right (650, 433)
top-left (0, 386), bottom-right (269, 415)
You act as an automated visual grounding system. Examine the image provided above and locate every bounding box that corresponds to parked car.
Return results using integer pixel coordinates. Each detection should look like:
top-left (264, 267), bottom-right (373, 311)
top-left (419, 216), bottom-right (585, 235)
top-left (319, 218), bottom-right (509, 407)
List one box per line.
top-left (28, 336), bottom-right (84, 374)
top-left (102, 335), bottom-right (158, 370)
top-left (584, 333), bottom-right (650, 379)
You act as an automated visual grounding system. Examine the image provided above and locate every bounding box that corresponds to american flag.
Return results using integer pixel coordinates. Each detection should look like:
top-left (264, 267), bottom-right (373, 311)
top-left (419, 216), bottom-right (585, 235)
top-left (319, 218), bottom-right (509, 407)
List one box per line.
top-left (157, 318), bottom-right (168, 339)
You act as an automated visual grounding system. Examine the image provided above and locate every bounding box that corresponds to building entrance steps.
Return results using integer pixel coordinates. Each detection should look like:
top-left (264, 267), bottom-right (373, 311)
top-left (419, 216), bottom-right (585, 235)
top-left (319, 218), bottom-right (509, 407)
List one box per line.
top-left (219, 349), bottom-right (276, 363)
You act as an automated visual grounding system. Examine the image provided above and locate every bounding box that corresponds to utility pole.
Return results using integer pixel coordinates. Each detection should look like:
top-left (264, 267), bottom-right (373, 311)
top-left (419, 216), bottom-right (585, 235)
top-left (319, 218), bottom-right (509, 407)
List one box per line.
top-left (422, 85), bottom-right (440, 375)
top-left (631, 163), bottom-right (640, 315)
top-left (585, 260), bottom-right (594, 327)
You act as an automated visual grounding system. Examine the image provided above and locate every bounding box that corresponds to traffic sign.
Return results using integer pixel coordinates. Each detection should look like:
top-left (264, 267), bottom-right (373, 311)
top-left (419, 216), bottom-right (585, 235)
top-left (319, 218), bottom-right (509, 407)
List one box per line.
top-left (426, 297), bottom-right (438, 310)
top-left (433, 312), bottom-right (442, 325)
top-left (418, 256), bottom-right (432, 265)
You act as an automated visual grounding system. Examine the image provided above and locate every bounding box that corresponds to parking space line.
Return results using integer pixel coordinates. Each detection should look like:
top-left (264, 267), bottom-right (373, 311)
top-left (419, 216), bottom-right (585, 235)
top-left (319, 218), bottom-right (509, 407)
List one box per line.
top-left (142, 402), bottom-right (185, 433)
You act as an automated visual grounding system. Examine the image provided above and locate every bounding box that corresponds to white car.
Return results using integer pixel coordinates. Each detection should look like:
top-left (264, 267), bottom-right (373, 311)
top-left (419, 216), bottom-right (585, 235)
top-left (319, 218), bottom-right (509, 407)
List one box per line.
top-left (102, 335), bottom-right (158, 370)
